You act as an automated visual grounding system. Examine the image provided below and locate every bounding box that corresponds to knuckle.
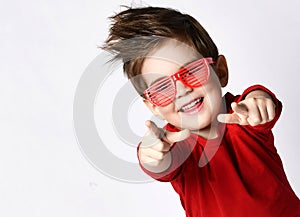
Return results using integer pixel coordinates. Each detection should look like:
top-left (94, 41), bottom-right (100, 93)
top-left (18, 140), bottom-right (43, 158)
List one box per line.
top-left (142, 137), bottom-right (159, 148)
top-left (140, 155), bottom-right (149, 164)
top-left (144, 148), bottom-right (165, 161)
top-left (268, 114), bottom-right (275, 121)
top-left (257, 98), bottom-right (265, 106)
top-left (260, 119), bottom-right (267, 124)
top-left (266, 98), bottom-right (274, 104)
top-left (267, 100), bottom-right (276, 110)
top-left (155, 141), bottom-right (164, 150)
top-left (249, 121), bottom-right (258, 126)
top-left (143, 158), bottom-right (159, 166)
top-left (247, 98), bottom-right (256, 104)
top-left (248, 117), bottom-right (261, 126)
top-left (253, 117), bottom-right (261, 124)
top-left (149, 160), bottom-right (160, 167)
top-left (140, 148), bottom-right (150, 156)
top-left (161, 142), bottom-right (170, 151)
top-left (156, 152), bottom-right (165, 160)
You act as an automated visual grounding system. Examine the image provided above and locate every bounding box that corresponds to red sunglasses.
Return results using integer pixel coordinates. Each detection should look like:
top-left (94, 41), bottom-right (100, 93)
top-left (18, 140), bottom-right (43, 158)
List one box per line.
top-left (143, 57), bottom-right (214, 107)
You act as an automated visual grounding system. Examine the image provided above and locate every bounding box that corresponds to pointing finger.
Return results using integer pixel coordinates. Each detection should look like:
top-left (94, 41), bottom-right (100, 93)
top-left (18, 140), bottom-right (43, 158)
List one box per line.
top-left (142, 120), bottom-right (164, 148)
top-left (145, 120), bottom-right (165, 139)
top-left (217, 102), bottom-right (249, 124)
top-left (231, 102), bottom-right (248, 116)
top-left (217, 113), bottom-right (241, 124)
top-left (144, 120), bottom-right (190, 146)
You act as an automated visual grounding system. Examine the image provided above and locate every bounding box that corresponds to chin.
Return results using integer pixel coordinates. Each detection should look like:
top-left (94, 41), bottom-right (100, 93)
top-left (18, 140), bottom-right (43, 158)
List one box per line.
top-left (176, 120), bottom-right (211, 131)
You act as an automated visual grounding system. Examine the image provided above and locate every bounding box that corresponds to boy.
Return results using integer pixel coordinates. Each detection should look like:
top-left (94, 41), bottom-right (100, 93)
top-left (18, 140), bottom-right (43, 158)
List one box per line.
top-left (102, 6), bottom-right (300, 217)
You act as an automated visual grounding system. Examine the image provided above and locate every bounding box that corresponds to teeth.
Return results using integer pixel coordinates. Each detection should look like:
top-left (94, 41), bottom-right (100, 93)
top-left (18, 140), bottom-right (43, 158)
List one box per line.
top-left (181, 98), bottom-right (202, 111)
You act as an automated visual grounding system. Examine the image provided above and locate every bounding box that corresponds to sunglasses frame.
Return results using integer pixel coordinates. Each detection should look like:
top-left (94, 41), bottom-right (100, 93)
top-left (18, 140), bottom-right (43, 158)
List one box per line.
top-left (143, 57), bottom-right (214, 107)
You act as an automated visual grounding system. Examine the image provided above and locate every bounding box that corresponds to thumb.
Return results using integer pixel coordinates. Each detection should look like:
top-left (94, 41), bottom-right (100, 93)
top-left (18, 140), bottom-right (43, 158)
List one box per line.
top-left (164, 129), bottom-right (191, 145)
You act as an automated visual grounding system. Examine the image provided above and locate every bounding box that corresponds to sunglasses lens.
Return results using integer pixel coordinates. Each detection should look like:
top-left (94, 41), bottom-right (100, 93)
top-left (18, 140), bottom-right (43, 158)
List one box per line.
top-left (180, 59), bottom-right (209, 87)
top-left (145, 78), bottom-right (175, 106)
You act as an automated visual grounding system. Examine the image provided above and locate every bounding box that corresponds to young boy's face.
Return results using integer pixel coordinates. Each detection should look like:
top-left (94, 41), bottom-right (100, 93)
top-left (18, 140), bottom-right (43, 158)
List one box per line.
top-left (141, 39), bottom-right (228, 134)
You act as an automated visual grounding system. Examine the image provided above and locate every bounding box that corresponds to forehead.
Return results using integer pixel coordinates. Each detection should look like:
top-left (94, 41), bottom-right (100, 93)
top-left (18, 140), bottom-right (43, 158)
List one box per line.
top-left (141, 39), bottom-right (202, 85)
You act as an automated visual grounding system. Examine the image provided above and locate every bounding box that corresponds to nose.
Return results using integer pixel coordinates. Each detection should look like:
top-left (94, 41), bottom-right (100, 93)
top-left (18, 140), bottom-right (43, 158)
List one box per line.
top-left (175, 81), bottom-right (192, 98)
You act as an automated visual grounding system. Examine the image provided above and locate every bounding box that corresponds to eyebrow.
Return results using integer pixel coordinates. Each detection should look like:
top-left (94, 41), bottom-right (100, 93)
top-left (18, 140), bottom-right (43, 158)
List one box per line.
top-left (149, 75), bottom-right (169, 86)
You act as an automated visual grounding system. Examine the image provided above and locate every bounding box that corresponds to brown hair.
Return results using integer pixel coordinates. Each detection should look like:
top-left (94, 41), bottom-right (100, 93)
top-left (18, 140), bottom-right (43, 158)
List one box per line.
top-left (102, 6), bottom-right (219, 96)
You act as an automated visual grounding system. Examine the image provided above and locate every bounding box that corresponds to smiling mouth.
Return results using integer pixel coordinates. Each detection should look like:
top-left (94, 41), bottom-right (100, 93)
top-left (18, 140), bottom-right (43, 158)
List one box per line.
top-left (179, 97), bottom-right (204, 113)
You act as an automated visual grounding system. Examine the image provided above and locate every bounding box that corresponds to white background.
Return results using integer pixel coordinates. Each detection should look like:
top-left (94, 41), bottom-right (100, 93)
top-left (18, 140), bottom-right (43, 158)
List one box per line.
top-left (1, 0), bottom-right (299, 216)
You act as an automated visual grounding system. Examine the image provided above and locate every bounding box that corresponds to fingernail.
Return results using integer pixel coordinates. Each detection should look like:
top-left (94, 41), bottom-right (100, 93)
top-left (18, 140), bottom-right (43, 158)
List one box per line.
top-left (217, 114), bottom-right (225, 123)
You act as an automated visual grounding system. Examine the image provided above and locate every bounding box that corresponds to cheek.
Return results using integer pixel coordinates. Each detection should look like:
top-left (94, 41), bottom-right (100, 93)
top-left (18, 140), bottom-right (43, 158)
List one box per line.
top-left (155, 105), bottom-right (174, 120)
top-left (204, 73), bottom-right (223, 97)
top-left (209, 70), bottom-right (222, 86)
top-left (200, 80), bottom-right (223, 113)
top-left (206, 90), bottom-right (223, 118)
top-left (206, 87), bottom-right (222, 107)
top-left (156, 105), bottom-right (182, 124)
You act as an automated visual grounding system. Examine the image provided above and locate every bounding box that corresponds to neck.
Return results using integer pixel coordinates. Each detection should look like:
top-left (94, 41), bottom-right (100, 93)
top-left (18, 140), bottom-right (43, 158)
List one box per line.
top-left (191, 120), bottom-right (223, 140)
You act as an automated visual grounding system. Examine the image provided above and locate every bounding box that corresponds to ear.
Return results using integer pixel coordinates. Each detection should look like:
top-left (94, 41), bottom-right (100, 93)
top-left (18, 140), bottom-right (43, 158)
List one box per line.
top-left (143, 99), bottom-right (165, 120)
top-left (214, 55), bottom-right (229, 87)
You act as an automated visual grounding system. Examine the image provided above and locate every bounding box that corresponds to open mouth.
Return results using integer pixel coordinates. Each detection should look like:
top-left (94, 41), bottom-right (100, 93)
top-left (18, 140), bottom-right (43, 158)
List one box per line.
top-left (179, 97), bottom-right (204, 114)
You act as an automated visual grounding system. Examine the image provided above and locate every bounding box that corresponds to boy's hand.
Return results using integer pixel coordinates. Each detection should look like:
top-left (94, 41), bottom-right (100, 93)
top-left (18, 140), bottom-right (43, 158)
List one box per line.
top-left (217, 90), bottom-right (276, 126)
top-left (139, 120), bottom-right (190, 173)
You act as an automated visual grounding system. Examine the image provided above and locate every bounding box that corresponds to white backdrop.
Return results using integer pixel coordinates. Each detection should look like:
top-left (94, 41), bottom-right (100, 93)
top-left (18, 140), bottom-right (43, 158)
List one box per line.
top-left (1, 0), bottom-right (299, 216)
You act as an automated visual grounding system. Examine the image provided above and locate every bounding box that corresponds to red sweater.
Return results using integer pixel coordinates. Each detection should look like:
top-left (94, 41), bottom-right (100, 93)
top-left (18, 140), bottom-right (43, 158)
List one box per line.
top-left (138, 85), bottom-right (300, 217)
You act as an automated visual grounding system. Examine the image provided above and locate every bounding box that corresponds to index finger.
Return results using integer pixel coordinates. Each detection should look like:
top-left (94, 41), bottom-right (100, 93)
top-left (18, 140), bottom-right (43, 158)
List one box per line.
top-left (145, 120), bottom-right (165, 139)
top-left (217, 113), bottom-right (241, 124)
top-left (145, 120), bottom-right (190, 146)
top-left (141, 120), bottom-right (166, 148)
top-left (232, 102), bottom-right (248, 116)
